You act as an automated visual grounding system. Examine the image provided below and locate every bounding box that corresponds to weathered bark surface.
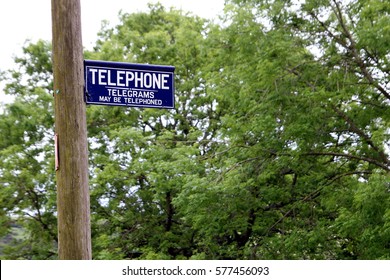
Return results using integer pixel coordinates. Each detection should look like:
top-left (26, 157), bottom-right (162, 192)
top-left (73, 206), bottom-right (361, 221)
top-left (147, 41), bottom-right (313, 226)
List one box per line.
top-left (51, 0), bottom-right (91, 260)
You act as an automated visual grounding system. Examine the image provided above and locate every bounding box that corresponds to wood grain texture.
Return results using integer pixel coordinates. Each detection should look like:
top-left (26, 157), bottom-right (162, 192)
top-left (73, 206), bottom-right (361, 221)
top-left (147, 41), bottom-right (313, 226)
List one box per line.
top-left (51, 0), bottom-right (91, 260)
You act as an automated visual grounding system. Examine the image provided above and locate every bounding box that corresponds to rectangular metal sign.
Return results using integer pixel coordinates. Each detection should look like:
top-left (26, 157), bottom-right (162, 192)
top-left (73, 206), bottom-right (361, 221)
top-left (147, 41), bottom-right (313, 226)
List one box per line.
top-left (84, 60), bottom-right (175, 109)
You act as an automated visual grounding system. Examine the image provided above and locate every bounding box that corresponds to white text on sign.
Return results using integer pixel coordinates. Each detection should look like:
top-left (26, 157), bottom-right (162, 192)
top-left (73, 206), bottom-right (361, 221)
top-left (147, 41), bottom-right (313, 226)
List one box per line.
top-left (88, 68), bottom-right (170, 90)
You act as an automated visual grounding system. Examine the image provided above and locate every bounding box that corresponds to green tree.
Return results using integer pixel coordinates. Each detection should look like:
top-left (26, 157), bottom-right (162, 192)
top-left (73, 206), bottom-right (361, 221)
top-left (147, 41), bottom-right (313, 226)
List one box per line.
top-left (180, 0), bottom-right (389, 259)
top-left (0, 40), bottom-right (57, 259)
top-left (84, 4), bottom-right (219, 259)
top-left (1, 1), bottom-right (389, 260)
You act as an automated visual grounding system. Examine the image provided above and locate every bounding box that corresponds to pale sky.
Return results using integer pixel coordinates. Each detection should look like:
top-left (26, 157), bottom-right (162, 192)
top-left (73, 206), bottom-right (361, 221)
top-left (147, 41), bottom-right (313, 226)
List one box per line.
top-left (0, 0), bottom-right (225, 102)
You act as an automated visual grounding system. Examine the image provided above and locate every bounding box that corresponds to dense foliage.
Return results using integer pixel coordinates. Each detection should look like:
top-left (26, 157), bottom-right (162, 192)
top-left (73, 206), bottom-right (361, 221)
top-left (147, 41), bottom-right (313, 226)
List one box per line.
top-left (0, 1), bottom-right (389, 259)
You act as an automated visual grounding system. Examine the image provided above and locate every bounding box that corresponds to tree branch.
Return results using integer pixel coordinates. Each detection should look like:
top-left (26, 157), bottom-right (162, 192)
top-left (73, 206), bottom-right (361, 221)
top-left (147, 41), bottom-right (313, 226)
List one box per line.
top-left (331, 105), bottom-right (389, 165)
top-left (309, 2), bottom-right (390, 100)
top-left (306, 151), bottom-right (389, 171)
top-left (330, 0), bottom-right (390, 100)
top-left (265, 187), bottom-right (322, 236)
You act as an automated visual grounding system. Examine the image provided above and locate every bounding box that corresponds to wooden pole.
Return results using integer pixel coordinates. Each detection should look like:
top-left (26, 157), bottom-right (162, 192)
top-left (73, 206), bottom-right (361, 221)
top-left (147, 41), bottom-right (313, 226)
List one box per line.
top-left (51, 0), bottom-right (92, 259)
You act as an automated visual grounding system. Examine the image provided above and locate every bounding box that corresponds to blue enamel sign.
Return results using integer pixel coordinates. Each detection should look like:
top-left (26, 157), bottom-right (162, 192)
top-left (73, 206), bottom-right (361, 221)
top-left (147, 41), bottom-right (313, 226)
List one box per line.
top-left (84, 60), bottom-right (175, 109)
